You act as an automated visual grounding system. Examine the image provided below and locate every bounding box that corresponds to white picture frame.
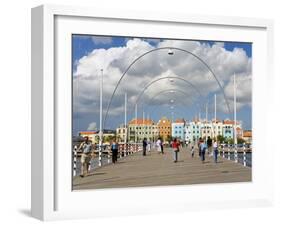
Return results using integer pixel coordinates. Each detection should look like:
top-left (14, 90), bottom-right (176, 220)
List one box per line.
top-left (31, 4), bottom-right (274, 221)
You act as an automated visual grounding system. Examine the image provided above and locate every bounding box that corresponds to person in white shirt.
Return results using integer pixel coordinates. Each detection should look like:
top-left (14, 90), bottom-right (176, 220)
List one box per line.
top-left (147, 140), bottom-right (151, 152)
top-left (156, 138), bottom-right (162, 154)
top-left (79, 136), bottom-right (93, 177)
top-left (213, 140), bottom-right (219, 163)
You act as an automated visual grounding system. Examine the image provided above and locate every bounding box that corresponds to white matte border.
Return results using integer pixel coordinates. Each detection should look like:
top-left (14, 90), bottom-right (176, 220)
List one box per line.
top-left (32, 4), bottom-right (274, 221)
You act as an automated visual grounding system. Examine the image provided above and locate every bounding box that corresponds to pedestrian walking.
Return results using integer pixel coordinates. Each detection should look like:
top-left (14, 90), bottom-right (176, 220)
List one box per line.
top-left (160, 138), bottom-right (164, 154)
top-left (78, 136), bottom-right (93, 177)
top-left (213, 140), bottom-right (219, 163)
top-left (198, 137), bottom-right (202, 157)
top-left (111, 139), bottom-right (118, 164)
top-left (142, 138), bottom-right (148, 156)
top-left (156, 137), bottom-right (162, 154)
top-left (147, 140), bottom-right (151, 152)
top-left (191, 145), bottom-right (194, 158)
top-left (200, 140), bottom-right (207, 163)
top-left (207, 136), bottom-right (212, 156)
top-left (172, 138), bottom-right (180, 163)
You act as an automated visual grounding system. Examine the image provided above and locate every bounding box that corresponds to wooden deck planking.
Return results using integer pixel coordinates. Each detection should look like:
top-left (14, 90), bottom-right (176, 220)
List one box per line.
top-left (73, 147), bottom-right (251, 190)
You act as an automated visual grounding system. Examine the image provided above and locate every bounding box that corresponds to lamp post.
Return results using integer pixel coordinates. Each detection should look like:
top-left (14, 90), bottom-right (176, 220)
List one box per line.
top-left (135, 103), bottom-right (138, 151)
top-left (170, 105), bottom-right (174, 123)
top-left (142, 110), bottom-right (145, 141)
top-left (124, 92), bottom-right (127, 156)
top-left (234, 73), bottom-right (238, 162)
top-left (213, 94), bottom-right (217, 140)
top-left (168, 49), bottom-right (174, 55)
top-left (205, 102), bottom-right (208, 143)
top-left (99, 69), bottom-right (103, 167)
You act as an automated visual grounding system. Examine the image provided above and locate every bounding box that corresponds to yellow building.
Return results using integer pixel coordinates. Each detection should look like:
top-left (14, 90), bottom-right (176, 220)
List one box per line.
top-left (78, 131), bottom-right (97, 143)
top-left (116, 125), bottom-right (128, 142)
top-left (79, 130), bottom-right (116, 144)
top-left (128, 118), bottom-right (158, 142)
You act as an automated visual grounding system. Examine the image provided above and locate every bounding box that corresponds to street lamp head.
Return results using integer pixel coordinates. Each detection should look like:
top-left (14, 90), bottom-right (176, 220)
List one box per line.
top-left (168, 49), bottom-right (174, 55)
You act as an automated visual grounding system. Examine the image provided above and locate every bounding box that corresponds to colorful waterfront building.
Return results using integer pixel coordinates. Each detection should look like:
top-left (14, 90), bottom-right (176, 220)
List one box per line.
top-left (116, 124), bottom-right (128, 142)
top-left (128, 118), bottom-right (158, 142)
top-left (201, 120), bottom-right (213, 139)
top-left (242, 130), bottom-right (252, 144)
top-left (222, 119), bottom-right (242, 140)
top-left (184, 121), bottom-right (192, 143)
top-left (171, 118), bottom-right (185, 141)
top-left (157, 117), bottom-right (171, 142)
top-left (189, 119), bottom-right (202, 142)
top-left (78, 131), bottom-right (98, 142)
top-left (222, 121), bottom-right (234, 139)
top-left (212, 119), bottom-right (223, 138)
top-left (78, 129), bottom-right (116, 144)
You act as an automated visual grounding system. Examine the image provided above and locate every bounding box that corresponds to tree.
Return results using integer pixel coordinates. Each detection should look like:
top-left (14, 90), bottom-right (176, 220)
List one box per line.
top-left (237, 137), bottom-right (246, 144)
top-left (216, 135), bottom-right (225, 144)
top-left (167, 135), bottom-right (172, 143)
top-left (226, 138), bottom-right (234, 144)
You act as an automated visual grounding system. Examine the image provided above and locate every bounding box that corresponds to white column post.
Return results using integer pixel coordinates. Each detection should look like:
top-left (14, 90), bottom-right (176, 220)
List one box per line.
top-left (107, 147), bottom-right (110, 164)
top-left (243, 143), bottom-right (247, 167)
top-left (143, 110), bottom-right (145, 141)
top-left (135, 103), bottom-right (138, 152)
top-left (234, 73), bottom-right (238, 163)
top-left (205, 102), bottom-right (208, 143)
top-left (99, 69), bottom-right (103, 167)
top-left (124, 92), bottom-right (127, 157)
top-left (73, 146), bottom-right (77, 176)
top-left (214, 94), bottom-right (217, 140)
top-left (228, 141), bottom-right (231, 160)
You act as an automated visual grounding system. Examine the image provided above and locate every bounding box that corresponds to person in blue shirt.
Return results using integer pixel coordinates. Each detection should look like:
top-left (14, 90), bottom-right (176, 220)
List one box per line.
top-left (213, 140), bottom-right (219, 163)
top-left (111, 139), bottom-right (119, 164)
top-left (200, 140), bottom-right (207, 163)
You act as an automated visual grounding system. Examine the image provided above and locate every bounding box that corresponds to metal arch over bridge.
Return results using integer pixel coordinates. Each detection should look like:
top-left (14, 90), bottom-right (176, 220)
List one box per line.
top-left (103, 46), bottom-right (231, 128)
top-left (134, 75), bottom-right (204, 106)
top-left (131, 88), bottom-right (204, 119)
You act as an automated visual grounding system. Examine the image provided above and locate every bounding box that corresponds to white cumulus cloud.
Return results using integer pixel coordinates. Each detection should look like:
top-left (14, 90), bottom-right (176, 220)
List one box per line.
top-left (73, 38), bottom-right (252, 128)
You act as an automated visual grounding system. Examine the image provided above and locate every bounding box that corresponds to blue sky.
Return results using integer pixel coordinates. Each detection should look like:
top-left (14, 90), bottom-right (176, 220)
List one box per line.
top-left (72, 35), bottom-right (252, 135)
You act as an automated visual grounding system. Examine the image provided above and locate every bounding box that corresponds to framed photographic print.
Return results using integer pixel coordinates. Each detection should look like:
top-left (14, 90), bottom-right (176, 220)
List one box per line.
top-left (31, 4), bottom-right (274, 221)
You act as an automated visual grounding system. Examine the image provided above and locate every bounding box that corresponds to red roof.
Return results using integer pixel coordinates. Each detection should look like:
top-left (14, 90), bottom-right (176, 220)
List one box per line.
top-left (129, 118), bottom-right (154, 125)
top-left (223, 120), bottom-right (235, 124)
top-left (175, 118), bottom-right (185, 123)
top-left (79, 131), bottom-right (98, 135)
top-left (243, 131), bottom-right (252, 137)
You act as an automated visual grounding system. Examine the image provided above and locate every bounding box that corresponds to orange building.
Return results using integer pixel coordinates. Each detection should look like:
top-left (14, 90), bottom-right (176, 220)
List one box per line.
top-left (242, 130), bottom-right (252, 144)
top-left (157, 117), bottom-right (172, 142)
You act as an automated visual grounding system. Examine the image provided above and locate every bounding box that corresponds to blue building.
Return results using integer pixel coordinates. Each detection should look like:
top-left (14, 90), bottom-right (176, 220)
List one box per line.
top-left (172, 119), bottom-right (185, 141)
top-left (222, 121), bottom-right (234, 139)
top-left (189, 120), bottom-right (202, 142)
